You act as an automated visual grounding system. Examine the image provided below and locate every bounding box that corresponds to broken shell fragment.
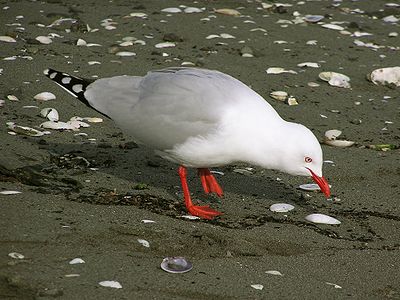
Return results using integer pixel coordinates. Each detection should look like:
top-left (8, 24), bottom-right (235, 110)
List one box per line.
top-left (214, 8), bottom-right (241, 16)
top-left (34, 92), bottom-right (56, 101)
top-left (287, 96), bottom-right (298, 106)
top-left (305, 213), bottom-right (341, 225)
top-left (325, 129), bottom-right (342, 140)
top-left (0, 35), bottom-right (17, 43)
top-left (98, 281), bottom-right (122, 289)
top-left (251, 284), bottom-right (264, 290)
top-left (69, 258), bottom-right (85, 264)
top-left (35, 35), bottom-right (52, 44)
top-left (137, 239), bottom-right (150, 248)
top-left (40, 108), bottom-right (59, 121)
top-left (7, 122), bottom-right (45, 137)
top-left (368, 67), bottom-right (400, 87)
top-left (321, 24), bottom-right (344, 31)
top-left (7, 95), bottom-right (19, 101)
top-left (40, 121), bottom-right (76, 130)
top-left (319, 72), bottom-right (351, 88)
top-left (266, 67), bottom-right (297, 75)
top-left (270, 203), bottom-right (295, 213)
top-left (299, 183), bottom-right (321, 191)
top-left (324, 129), bottom-right (354, 147)
top-left (8, 252), bottom-right (25, 259)
top-left (270, 91), bottom-right (288, 101)
top-left (0, 190), bottom-right (22, 195)
top-left (297, 62), bottom-right (320, 68)
top-left (161, 257), bottom-right (193, 273)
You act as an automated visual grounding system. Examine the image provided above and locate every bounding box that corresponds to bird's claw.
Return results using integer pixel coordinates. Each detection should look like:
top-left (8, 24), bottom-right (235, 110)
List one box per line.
top-left (188, 204), bottom-right (223, 220)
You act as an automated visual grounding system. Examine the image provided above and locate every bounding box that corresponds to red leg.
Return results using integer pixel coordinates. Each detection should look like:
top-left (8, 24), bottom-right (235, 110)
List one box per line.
top-left (178, 166), bottom-right (222, 220)
top-left (197, 168), bottom-right (224, 197)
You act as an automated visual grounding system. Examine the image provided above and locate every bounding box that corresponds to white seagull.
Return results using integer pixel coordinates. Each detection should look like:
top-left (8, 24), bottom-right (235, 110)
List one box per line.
top-left (44, 67), bottom-right (330, 219)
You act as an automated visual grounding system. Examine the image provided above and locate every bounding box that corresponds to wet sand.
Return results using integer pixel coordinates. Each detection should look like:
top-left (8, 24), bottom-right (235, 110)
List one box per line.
top-left (1, 0), bottom-right (400, 299)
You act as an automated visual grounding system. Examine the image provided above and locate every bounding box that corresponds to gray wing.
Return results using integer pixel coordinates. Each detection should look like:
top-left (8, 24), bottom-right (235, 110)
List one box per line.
top-left (86, 68), bottom-right (269, 150)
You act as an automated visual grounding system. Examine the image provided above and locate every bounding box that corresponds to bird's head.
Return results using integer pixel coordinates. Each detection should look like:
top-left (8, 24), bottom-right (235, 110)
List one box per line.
top-left (277, 123), bottom-right (330, 198)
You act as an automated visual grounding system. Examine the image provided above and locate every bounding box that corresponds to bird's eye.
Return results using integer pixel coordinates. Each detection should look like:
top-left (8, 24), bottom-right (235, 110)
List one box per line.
top-left (305, 157), bottom-right (312, 163)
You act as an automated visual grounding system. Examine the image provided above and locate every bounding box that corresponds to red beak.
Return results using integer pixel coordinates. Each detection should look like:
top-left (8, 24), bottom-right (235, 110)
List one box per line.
top-left (306, 168), bottom-right (331, 198)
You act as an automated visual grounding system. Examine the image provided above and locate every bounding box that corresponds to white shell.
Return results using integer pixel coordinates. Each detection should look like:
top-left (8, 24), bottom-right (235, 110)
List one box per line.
top-left (266, 67), bottom-right (297, 75)
top-left (251, 284), bottom-right (264, 290)
top-left (137, 239), bottom-right (150, 247)
top-left (299, 183), bottom-right (321, 191)
top-left (40, 108), bottom-right (59, 121)
top-left (270, 91), bottom-right (288, 101)
top-left (304, 15), bottom-right (324, 23)
top-left (98, 281), bottom-right (122, 289)
top-left (324, 139), bottom-right (355, 148)
top-left (82, 117), bottom-right (103, 123)
top-left (161, 7), bottom-right (182, 13)
top-left (220, 33), bottom-right (235, 39)
top-left (7, 122), bottom-right (45, 137)
top-left (115, 51), bottom-right (136, 57)
top-left (184, 7), bottom-right (203, 13)
top-left (324, 129), bottom-right (342, 140)
top-left (368, 67), bottom-right (400, 87)
top-left (270, 203), bottom-right (295, 213)
top-left (129, 12), bottom-right (148, 18)
top-left (0, 190), bottom-right (21, 195)
top-left (7, 95), bottom-right (19, 101)
top-left (319, 72), bottom-right (350, 88)
top-left (8, 252), bottom-right (25, 259)
top-left (206, 34), bottom-right (220, 39)
top-left (321, 24), bottom-right (344, 31)
top-left (161, 257), bottom-right (193, 273)
top-left (214, 8), bottom-right (241, 16)
top-left (0, 35), bottom-right (17, 43)
top-left (155, 42), bottom-right (175, 48)
top-left (40, 121), bottom-right (76, 130)
top-left (67, 120), bottom-right (90, 129)
top-left (35, 35), bottom-right (52, 44)
top-left (265, 270), bottom-right (283, 276)
top-left (181, 215), bottom-right (200, 220)
top-left (69, 258), bottom-right (85, 264)
top-left (76, 38), bottom-right (87, 46)
top-left (383, 15), bottom-right (399, 23)
top-left (305, 213), bottom-right (341, 225)
top-left (297, 62), bottom-right (320, 68)
top-left (34, 92), bottom-right (56, 101)
top-left (141, 219), bottom-right (156, 223)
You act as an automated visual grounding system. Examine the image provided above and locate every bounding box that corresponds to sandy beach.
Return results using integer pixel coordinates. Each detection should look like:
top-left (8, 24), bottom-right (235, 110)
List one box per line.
top-left (1, 0), bottom-right (399, 299)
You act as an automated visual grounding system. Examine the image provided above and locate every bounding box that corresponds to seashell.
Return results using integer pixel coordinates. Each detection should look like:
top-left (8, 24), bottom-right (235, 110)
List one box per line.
top-left (304, 15), bottom-right (324, 23)
top-left (307, 82), bottom-right (320, 87)
top-left (0, 99), bottom-right (5, 107)
top-left (40, 121), bottom-right (76, 130)
top-left (266, 67), bottom-right (297, 75)
top-left (129, 12), bottom-right (148, 18)
top-left (206, 34), bottom-right (220, 39)
top-left (251, 284), bottom-right (264, 290)
top-left (181, 215), bottom-right (200, 220)
top-left (214, 8), bottom-right (241, 16)
top-left (161, 257), bottom-right (193, 273)
top-left (67, 120), bottom-right (90, 129)
top-left (34, 92), bottom-right (56, 101)
top-left (0, 35), bottom-right (17, 43)
top-left (35, 35), bottom-right (52, 44)
top-left (69, 258), bottom-right (85, 264)
top-left (0, 190), bottom-right (22, 195)
top-left (388, 32), bottom-right (398, 37)
top-left (115, 51), bottom-right (136, 56)
top-left (324, 129), bottom-right (342, 140)
top-left (161, 7), bottom-right (182, 13)
top-left (326, 282), bottom-right (342, 289)
top-left (269, 203), bottom-right (294, 213)
top-left (319, 72), bottom-right (350, 88)
top-left (155, 42), bottom-right (175, 48)
top-left (321, 24), bottom-right (344, 31)
top-left (134, 39), bottom-right (146, 45)
top-left (383, 15), bottom-right (399, 23)
top-left (8, 252), bottom-right (24, 259)
top-left (306, 40), bottom-right (318, 45)
top-left (368, 67), bottom-right (400, 87)
top-left (351, 31), bottom-right (372, 37)
top-left (88, 61), bottom-right (101, 65)
top-left (98, 281), bottom-right (122, 289)
top-left (305, 213), bottom-right (341, 225)
top-left (324, 140), bottom-right (355, 148)
top-left (119, 41), bottom-right (133, 46)
top-left (137, 239), bottom-right (150, 248)
top-left (7, 95), bottom-right (19, 101)
top-left (287, 96), bottom-right (298, 106)
top-left (184, 7), bottom-right (203, 13)
top-left (265, 270), bottom-right (283, 276)
top-left (82, 117), bottom-right (103, 123)
top-left (299, 183), bottom-right (321, 191)
top-left (220, 33), bottom-right (235, 39)
top-left (76, 38), bottom-right (87, 46)
top-left (270, 91), bottom-right (288, 101)
top-left (40, 108), bottom-right (59, 121)
top-left (297, 62), bottom-right (320, 68)
top-left (7, 122), bottom-right (45, 137)
top-left (141, 219), bottom-right (156, 223)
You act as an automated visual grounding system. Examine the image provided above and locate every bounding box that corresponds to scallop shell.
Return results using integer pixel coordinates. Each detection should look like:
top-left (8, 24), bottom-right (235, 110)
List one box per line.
top-left (34, 92), bottom-right (56, 101)
top-left (368, 67), bottom-right (400, 87)
top-left (319, 72), bottom-right (350, 88)
top-left (161, 257), bottom-right (193, 273)
top-left (324, 129), bottom-right (342, 140)
top-left (269, 203), bottom-right (295, 213)
top-left (305, 213), bottom-right (341, 225)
